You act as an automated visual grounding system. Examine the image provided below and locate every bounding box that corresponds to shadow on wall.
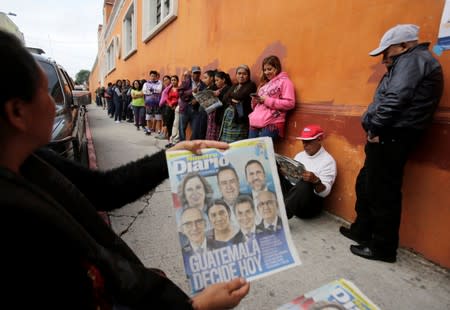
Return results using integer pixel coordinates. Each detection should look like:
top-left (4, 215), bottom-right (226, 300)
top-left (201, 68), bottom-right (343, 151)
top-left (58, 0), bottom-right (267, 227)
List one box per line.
top-left (155, 41), bottom-right (288, 85)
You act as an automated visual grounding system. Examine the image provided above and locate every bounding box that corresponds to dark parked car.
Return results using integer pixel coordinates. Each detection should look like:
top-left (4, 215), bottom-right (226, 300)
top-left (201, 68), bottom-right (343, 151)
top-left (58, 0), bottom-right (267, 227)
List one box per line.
top-left (32, 52), bottom-right (89, 165)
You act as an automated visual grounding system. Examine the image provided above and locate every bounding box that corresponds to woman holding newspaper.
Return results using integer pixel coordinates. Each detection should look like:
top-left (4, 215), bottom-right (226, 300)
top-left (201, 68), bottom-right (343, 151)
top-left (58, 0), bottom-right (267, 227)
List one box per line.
top-left (0, 30), bottom-right (249, 308)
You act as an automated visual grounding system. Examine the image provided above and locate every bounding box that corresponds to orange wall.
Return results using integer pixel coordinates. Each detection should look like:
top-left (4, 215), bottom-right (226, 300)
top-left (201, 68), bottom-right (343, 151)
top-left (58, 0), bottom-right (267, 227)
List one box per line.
top-left (89, 0), bottom-right (450, 267)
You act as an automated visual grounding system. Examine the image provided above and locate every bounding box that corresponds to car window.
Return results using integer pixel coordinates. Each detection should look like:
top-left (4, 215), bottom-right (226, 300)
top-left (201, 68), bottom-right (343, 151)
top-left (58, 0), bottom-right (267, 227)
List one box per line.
top-left (39, 61), bottom-right (64, 105)
top-left (60, 67), bottom-right (74, 90)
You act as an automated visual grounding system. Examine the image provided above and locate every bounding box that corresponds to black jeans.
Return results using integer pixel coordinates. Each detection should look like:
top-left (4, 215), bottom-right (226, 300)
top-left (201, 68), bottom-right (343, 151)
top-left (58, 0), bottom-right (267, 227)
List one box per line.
top-left (279, 175), bottom-right (323, 219)
top-left (351, 131), bottom-right (417, 254)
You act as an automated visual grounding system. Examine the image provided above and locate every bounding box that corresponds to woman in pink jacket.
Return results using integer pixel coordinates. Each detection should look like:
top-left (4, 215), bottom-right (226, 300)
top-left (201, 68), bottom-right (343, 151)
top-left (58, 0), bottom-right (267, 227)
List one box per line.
top-left (248, 55), bottom-right (295, 140)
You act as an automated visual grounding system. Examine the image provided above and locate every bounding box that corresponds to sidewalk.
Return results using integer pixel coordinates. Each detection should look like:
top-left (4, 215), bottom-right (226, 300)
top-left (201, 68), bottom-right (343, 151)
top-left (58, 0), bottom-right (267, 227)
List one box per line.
top-left (86, 104), bottom-right (450, 310)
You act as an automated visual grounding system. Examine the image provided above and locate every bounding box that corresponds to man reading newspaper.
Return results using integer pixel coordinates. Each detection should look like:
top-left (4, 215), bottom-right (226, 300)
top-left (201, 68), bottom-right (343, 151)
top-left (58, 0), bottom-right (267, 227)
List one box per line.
top-left (279, 125), bottom-right (337, 219)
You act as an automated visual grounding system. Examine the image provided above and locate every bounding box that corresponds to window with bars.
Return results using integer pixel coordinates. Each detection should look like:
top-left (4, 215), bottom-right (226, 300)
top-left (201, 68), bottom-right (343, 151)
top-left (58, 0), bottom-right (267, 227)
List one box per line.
top-left (142, 0), bottom-right (178, 42)
top-left (106, 40), bottom-right (115, 73)
top-left (122, 0), bottom-right (136, 59)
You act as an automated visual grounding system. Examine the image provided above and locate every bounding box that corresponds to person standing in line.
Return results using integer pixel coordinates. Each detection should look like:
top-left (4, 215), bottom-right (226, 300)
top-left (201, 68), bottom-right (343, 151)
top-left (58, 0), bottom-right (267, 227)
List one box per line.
top-left (279, 125), bottom-right (337, 219)
top-left (205, 71), bottom-right (232, 140)
top-left (100, 84), bottom-right (107, 110)
top-left (130, 80), bottom-right (145, 130)
top-left (164, 75), bottom-right (181, 148)
top-left (248, 55), bottom-right (295, 140)
top-left (220, 64), bottom-right (257, 143)
top-left (123, 79), bottom-right (133, 122)
top-left (156, 75), bottom-right (172, 139)
top-left (179, 66), bottom-right (206, 141)
top-left (112, 79), bottom-right (123, 123)
top-left (95, 83), bottom-right (103, 107)
top-left (0, 30), bottom-right (250, 309)
top-left (202, 69), bottom-right (218, 140)
top-left (339, 24), bottom-right (443, 263)
top-left (142, 70), bottom-right (163, 135)
top-left (105, 82), bottom-right (114, 117)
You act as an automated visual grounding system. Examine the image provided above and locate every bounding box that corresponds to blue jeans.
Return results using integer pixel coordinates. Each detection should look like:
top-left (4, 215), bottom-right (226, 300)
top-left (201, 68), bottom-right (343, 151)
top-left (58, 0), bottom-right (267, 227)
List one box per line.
top-left (132, 106), bottom-right (145, 127)
top-left (179, 105), bottom-right (206, 140)
top-left (249, 126), bottom-right (279, 140)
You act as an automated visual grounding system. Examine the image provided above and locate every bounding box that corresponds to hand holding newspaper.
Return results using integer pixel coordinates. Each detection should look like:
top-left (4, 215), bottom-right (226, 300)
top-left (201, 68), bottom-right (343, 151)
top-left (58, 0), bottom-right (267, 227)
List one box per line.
top-left (275, 153), bottom-right (306, 185)
top-left (166, 137), bottom-right (301, 294)
top-left (193, 89), bottom-right (223, 113)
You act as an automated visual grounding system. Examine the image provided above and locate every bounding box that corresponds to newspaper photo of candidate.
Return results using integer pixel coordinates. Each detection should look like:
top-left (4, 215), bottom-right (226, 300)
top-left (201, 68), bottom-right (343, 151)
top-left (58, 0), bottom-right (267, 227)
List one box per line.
top-left (167, 137), bottom-right (301, 294)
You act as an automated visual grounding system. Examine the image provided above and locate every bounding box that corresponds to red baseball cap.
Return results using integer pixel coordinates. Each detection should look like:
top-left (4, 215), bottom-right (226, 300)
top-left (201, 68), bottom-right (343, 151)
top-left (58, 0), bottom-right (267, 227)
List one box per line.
top-left (296, 124), bottom-right (324, 140)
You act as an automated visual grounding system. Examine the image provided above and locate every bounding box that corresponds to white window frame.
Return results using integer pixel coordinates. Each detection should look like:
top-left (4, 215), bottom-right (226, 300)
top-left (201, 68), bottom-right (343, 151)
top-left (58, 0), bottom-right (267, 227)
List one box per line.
top-left (122, 0), bottom-right (137, 60)
top-left (106, 40), bottom-right (116, 74)
top-left (142, 0), bottom-right (178, 43)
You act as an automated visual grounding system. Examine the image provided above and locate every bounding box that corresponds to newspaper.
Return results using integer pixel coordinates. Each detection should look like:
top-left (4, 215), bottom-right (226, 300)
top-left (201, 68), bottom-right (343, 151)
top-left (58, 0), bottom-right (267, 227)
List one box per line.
top-left (166, 137), bottom-right (301, 294)
top-left (275, 153), bottom-right (306, 185)
top-left (193, 89), bottom-right (223, 113)
top-left (277, 278), bottom-right (380, 310)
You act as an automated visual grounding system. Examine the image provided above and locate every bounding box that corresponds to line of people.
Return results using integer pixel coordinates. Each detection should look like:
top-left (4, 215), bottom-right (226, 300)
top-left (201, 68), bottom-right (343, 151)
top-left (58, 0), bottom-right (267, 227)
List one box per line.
top-left (98, 55), bottom-right (296, 148)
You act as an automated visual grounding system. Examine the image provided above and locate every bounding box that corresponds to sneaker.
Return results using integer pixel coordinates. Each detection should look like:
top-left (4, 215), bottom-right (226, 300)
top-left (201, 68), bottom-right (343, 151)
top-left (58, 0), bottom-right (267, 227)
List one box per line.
top-left (165, 143), bottom-right (174, 148)
top-left (155, 133), bottom-right (166, 139)
top-left (136, 126), bottom-right (140, 131)
top-left (115, 120), bottom-right (120, 124)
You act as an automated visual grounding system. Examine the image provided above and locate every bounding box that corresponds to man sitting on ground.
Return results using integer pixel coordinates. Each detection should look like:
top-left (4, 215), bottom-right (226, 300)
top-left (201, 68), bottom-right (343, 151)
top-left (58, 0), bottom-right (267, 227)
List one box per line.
top-left (279, 124), bottom-right (337, 219)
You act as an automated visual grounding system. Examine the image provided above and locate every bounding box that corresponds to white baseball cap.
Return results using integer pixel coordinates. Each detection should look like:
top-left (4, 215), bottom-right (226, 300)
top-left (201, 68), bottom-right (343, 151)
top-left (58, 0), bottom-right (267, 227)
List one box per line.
top-left (369, 24), bottom-right (419, 56)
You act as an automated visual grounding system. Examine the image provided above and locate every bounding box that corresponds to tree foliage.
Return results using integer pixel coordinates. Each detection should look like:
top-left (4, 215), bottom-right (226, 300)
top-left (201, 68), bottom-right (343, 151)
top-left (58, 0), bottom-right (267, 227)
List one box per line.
top-left (75, 69), bottom-right (90, 85)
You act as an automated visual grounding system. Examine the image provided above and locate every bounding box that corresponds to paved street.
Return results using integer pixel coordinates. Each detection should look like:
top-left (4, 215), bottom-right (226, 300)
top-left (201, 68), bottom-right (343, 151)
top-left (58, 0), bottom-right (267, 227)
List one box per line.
top-left (87, 104), bottom-right (449, 310)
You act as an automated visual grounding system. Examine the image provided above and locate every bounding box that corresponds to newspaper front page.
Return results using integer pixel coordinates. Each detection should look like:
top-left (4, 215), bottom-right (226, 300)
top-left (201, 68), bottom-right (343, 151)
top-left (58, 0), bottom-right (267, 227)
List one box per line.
top-left (275, 153), bottom-right (306, 185)
top-left (276, 278), bottom-right (380, 310)
top-left (166, 137), bottom-right (301, 294)
top-left (193, 89), bottom-right (223, 113)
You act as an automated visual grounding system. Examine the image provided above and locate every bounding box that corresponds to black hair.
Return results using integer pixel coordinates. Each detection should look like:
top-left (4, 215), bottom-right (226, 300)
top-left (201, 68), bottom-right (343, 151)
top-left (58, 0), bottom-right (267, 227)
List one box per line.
top-left (206, 199), bottom-right (231, 218)
top-left (215, 71), bottom-right (232, 86)
top-left (0, 30), bottom-right (40, 113)
top-left (245, 159), bottom-right (265, 175)
top-left (234, 195), bottom-right (255, 213)
top-left (204, 70), bottom-right (217, 78)
top-left (132, 79), bottom-right (142, 90)
top-left (149, 70), bottom-right (158, 76)
top-left (217, 165), bottom-right (238, 182)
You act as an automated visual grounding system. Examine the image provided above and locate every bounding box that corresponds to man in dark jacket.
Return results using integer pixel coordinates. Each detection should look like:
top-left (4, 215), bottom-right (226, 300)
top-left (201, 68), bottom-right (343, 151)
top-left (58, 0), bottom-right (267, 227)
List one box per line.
top-left (339, 24), bottom-right (443, 263)
top-left (178, 66), bottom-right (207, 141)
top-left (0, 30), bottom-right (249, 309)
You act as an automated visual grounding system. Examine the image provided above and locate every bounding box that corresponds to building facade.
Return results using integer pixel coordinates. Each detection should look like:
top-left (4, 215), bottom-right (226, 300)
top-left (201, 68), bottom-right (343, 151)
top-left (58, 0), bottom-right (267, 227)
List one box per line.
top-left (89, 0), bottom-right (450, 267)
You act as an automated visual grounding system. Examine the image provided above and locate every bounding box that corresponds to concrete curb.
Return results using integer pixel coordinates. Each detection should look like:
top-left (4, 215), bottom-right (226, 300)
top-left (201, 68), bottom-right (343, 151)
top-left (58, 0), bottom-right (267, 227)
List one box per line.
top-left (85, 109), bottom-right (98, 170)
top-left (85, 107), bottom-right (111, 226)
